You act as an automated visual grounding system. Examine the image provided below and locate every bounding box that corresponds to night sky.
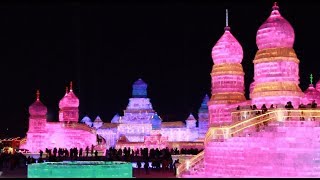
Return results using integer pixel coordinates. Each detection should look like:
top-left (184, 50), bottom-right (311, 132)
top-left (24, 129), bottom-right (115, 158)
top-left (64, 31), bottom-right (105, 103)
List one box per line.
top-left (0, 1), bottom-right (319, 137)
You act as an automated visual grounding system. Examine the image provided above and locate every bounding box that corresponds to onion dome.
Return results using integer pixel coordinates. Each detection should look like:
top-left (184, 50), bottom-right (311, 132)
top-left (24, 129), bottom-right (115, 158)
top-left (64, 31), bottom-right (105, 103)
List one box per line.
top-left (199, 94), bottom-right (209, 113)
top-left (211, 28), bottom-right (243, 64)
top-left (256, 2), bottom-right (295, 50)
top-left (59, 82), bottom-right (79, 109)
top-left (304, 84), bottom-right (320, 102)
top-left (29, 90), bottom-right (47, 116)
top-left (151, 113), bottom-right (162, 130)
top-left (132, 78), bottom-right (148, 98)
top-left (211, 9), bottom-right (243, 65)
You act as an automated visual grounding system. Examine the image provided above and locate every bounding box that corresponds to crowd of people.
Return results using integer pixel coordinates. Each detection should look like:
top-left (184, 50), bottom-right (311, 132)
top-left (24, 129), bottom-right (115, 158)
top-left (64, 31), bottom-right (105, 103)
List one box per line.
top-left (0, 146), bottom-right (203, 176)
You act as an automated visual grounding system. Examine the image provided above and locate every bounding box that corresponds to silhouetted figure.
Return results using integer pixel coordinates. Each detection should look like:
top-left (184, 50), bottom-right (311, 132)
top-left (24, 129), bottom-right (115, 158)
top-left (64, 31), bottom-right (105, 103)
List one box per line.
top-left (53, 147), bottom-right (57, 157)
top-left (261, 104), bottom-right (268, 114)
top-left (137, 160), bottom-right (141, 174)
top-left (144, 161), bottom-right (149, 174)
top-left (252, 105), bottom-right (257, 110)
top-left (311, 100), bottom-right (317, 108)
top-left (86, 146), bottom-right (89, 157)
top-left (270, 104), bottom-right (274, 109)
top-left (236, 105), bottom-right (240, 110)
top-left (94, 150), bottom-right (98, 159)
top-left (173, 159), bottom-right (180, 176)
top-left (91, 145), bottom-right (94, 157)
top-left (79, 148), bottom-right (83, 157)
top-left (285, 101), bottom-right (294, 109)
top-left (285, 101), bottom-right (294, 120)
top-left (39, 150), bottom-right (43, 159)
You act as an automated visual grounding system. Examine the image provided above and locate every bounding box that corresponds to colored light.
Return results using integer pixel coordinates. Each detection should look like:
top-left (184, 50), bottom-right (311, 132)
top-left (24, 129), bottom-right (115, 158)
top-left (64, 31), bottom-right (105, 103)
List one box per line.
top-left (27, 161), bottom-right (133, 178)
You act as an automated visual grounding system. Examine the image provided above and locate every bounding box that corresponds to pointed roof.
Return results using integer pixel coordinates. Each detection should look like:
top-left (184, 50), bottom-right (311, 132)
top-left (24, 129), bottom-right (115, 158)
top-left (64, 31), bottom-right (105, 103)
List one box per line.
top-left (199, 94), bottom-right (209, 112)
top-left (256, 2), bottom-right (295, 49)
top-left (133, 78), bottom-right (147, 86)
top-left (186, 113), bottom-right (196, 121)
top-left (152, 113), bottom-right (162, 121)
top-left (59, 81), bottom-right (79, 109)
top-left (29, 90), bottom-right (47, 116)
top-left (132, 78), bottom-right (148, 98)
top-left (94, 116), bottom-right (103, 122)
top-left (80, 115), bottom-right (91, 123)
top-left (211, 26), bottom-right (243, 65)
top-left (111, 114), bottom-right (120, 123)
top-left (151, 113), bottom-right (162, 130)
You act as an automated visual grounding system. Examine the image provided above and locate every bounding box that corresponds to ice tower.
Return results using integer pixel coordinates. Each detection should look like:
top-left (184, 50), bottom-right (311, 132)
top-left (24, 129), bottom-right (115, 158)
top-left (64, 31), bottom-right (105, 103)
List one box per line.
top-left (208, 9), bottom-right (246, 125)
top-left (59, 82), bottom-right (80, 122)
top-left (22, 90), bottom-right (47, 152)
top-left (250, 2), bottom-right (303, 107)
top-left (198, 94), bottom-right (209, 138)
top-left (117, 79), bottom-right (155, 142)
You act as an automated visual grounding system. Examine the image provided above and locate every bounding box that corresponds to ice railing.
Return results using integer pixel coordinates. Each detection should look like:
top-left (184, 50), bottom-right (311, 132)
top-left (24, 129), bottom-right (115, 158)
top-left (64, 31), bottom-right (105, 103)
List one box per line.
top-left (63, 122), bottom-right (96, 134)
top-left (20, 137), bottom-right (27, 146)
top-left (175, 109), bottom-right (320, 178)
top-left (205, 109), bottom-right (320, 143)
top-left (176, 150), bottom-right (204, 178)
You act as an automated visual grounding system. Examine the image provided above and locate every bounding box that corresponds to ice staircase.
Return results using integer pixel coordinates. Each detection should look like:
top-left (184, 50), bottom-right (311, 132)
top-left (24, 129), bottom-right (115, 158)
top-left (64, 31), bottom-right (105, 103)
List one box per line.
top-left (176, 109), bottom-right (320, 178)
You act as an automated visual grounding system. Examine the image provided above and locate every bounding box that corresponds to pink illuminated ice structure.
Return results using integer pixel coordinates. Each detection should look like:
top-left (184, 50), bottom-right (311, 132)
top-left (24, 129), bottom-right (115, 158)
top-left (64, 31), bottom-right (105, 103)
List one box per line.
top-left (250, 2), bottom-right (303, 108)
top-left (302, 74), bottom-right (320, 105)
top-left (20, 83), bottom-right (97, 153)
top-left (177, 3), bottom-right (320, 178)
top-left (208, 9), bottom-right (246, 125)
top-left (59, 82), bottom-right (80, 122)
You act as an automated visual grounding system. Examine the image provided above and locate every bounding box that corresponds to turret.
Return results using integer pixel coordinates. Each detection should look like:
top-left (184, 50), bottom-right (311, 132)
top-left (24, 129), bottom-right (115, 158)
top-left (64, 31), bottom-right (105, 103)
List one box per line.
top-left (58, 82), bottom-right (80, 122)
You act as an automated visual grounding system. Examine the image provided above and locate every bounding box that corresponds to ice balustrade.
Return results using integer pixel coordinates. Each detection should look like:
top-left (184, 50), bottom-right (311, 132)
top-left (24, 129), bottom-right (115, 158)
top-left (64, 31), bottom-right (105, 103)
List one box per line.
top-left (206, 109), bottom-right (320, 142)
top-left (63, 122), bottom-right (96, 134)
top-left (177, 108), bottom-right (320, 178)
top-left (176, 150), bottom-right (204, 178)
top-left (20, 137), bottom-right (27, 146)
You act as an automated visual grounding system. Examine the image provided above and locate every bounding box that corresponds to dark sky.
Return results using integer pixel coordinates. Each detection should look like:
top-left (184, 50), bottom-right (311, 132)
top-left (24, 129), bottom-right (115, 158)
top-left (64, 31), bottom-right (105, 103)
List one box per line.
top-left (0, 1), bottom-right (319, 137)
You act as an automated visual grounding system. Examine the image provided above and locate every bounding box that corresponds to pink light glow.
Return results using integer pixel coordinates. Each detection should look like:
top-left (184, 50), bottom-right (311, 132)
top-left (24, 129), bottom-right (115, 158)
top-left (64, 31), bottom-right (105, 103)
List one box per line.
top-left (211, 28), bottom-right (243, 64)
top-left (316, 80), bottom-right (320, 92)
top-left (22, 88), bottom-right (96, 153)
top-left (250, 3), bottom-right (303, 108)
top-left (302, 84), bottom-right (320, 104)
top-left (256, 3), bottom-right (294, 49)
top-left (203, 122), bottom-right (320, 177)
top-left (209, 25), bottom-right (246, 125)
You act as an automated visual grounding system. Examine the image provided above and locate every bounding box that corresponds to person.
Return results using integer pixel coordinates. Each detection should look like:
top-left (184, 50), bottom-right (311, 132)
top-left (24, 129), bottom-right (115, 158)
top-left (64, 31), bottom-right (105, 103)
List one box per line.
top-left (285, 101), bottom-right (294, 120)
top-left (261, 104), bottom-right (268, 114)
top-left (269, 104), bottom-right (274, 109)
top-left (137, 160), bottom-right (141, 174)
top-left (144, 161), bottom-right (149, 174)
top-left (236, 105), bottom-right (240, 110)
top-left (252, 105), bottom-right (257, 110)
top-left (91, 145), bottom-right (94, 157)
top-left (311, 100), bottom-right (317, 108)
top-left (79, 148), bottom-right (83, 157)
top-left (173, 159), bottom-right (180, 176)
top-left (39, 150), bottom-right (43, 159)
top-left (85, 146), bottom-right (89, 157)
top-left (94, 150), bottom-right (98, 159)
